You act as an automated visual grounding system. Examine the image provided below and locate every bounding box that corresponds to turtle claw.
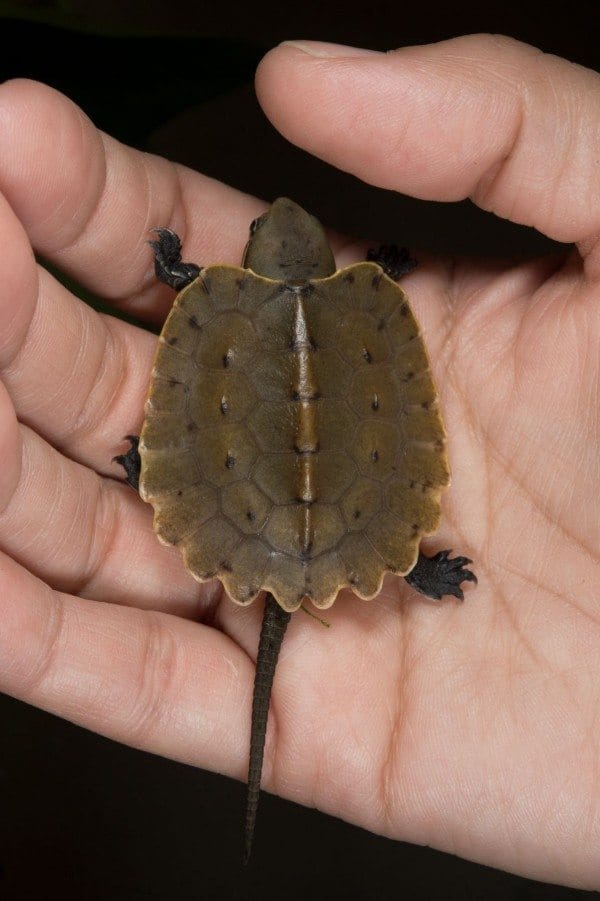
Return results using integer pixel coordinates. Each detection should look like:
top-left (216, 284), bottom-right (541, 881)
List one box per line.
top-left (113, 435), bottom-right (141, 492)
top-left (149, 227), bottom-right (201, 291)
top-left (404, 549), bottom-right (477, 601)
top-left (367, 244), bottom-right (417, 281)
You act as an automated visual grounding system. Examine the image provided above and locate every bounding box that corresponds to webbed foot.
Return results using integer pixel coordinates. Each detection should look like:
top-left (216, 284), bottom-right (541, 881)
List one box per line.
top-left (367, 244), bottom-right (417, 280)
top-left (149, 227), bottom-right (201, 291)
top-left (404, 549), bottom-right (477, 601)
top-left (113, 435), bottom-right (141, 492)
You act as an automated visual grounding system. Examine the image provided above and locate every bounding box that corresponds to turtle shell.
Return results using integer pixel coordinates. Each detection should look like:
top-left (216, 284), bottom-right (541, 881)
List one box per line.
top-left (139, 260), bottom-right (449, 612)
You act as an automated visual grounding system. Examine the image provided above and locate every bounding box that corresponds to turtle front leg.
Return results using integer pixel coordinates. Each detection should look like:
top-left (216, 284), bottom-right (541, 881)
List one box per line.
top-left (149, 227), bottom-right (201, 290)
top-left (405, 550), bottom-right (476, 601)
top-left (113, 435), bottom-right (141, 492)
top-left (367, 244), bottom-right (417, 280)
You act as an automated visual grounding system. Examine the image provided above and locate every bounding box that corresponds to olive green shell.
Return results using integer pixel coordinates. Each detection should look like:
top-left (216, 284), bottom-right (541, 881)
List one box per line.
top-left (139, 262), bottom-right (449, 612)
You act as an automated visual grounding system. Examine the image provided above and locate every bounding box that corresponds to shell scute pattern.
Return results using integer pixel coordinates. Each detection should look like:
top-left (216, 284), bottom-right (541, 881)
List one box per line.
top-left (140, 262), bottom-right (449, 611)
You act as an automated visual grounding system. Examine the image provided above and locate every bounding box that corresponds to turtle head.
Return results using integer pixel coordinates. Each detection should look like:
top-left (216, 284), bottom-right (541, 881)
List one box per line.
top-left (243, 198), bottom-right (336, 282)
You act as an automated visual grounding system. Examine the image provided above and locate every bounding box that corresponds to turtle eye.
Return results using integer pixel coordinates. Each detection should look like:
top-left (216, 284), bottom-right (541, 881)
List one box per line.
top-left (249, 214), bottom-right (265, 236)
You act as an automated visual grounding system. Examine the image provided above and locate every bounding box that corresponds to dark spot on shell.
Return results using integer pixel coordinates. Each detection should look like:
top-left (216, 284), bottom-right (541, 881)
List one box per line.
top-left (371, 273), bottom-right (382, 289)
top-left (362, 348), bottom-right (372, 364)
top-left (246, 510), bottom-right (256, 522)
top-left (177, 490), bottom-right (183, 497)
top-left (168, 378), bottom-right (180, 387)
top-left (294, 443), bottom-right (319, 455)
top-left (201, 275), bottom-right (212, 294)
top-left (291, 333), bottom-right (318, 351)
top-left (188, 314), bottom-right (200, 329)
top-left (223, 351), bottom-right (232, 368)
top-left (235, 277), bottom-right (246, 290)
top-left (434, 440), bottom-right (444, 451)
top-left (371, 394), bottom-right (379, 411)
top-left (400, 304), bottom-right (408, 317)
top-left (167, 336), bottom-right (178, 346)
top-left (349, 574), bottom-right (359, 585)
top-left (220, 397), bottom-right (229, 414)
top-left (202, 570), bottom-right (216, 579)
top-left (225, 453), bottom-right (236, 469)
top-left (220, 561), bottom-right (233, 573)
top-left (371, 449), bottom-right (379, 462)
top-left (421, 401), bottom-right (430, 410)
top-left (404, 371), bottom-right (414, 380)
top-left (281, 239), bottom-right (287, 248)
top-left (412, 524), bottom-right (419, 536)
top-left (187, 421), bottom-right (198, 433)
top-left (353, 509), bottom-right (361, 519)
top-left (409, 480), bottom-right (416, 489)
top-left (377, 318), bottom-right (386, 331)
top-left (292, 390), bottom-right (321, 401)
top-left (300, 542), bottom-right (313, 562)
top-left (344, 272), bottom-right (355, 283)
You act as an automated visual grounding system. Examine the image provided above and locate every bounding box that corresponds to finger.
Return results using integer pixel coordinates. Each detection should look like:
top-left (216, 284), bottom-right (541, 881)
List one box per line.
top-left (0, 383), bottom-right (207, 616)
top-left (0, 549), bottom-right (250, 776)
top-left (256, 35), bottom-right (600, 266)
top-left (0, 79), bottom-right (265, 321)
top-left (0, 240), bottom-right (155, 469)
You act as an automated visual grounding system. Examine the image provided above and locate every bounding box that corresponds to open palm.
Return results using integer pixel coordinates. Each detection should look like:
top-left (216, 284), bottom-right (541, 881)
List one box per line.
top-left (0, 35), bottom-right (598, 889)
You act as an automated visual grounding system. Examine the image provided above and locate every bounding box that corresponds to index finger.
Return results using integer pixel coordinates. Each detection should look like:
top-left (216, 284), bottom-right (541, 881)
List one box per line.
top-left (0, 79), bottom-right (265, 321)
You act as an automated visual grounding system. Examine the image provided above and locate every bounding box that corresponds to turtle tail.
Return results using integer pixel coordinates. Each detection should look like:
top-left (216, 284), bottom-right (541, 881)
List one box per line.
top-left (244, 593), bottom-right (291, 865)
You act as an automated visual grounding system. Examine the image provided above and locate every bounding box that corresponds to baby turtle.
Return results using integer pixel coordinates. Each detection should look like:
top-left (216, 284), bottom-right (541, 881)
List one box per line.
top-left (115, 198), bottom-right (476, 862)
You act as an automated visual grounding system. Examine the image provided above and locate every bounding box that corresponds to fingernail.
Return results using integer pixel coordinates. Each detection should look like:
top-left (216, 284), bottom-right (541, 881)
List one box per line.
top-left (280, 40), bottom-right (381, 59)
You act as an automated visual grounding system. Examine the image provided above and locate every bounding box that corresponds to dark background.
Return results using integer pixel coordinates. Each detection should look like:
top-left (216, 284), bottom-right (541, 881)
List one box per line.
top-left (0, 2), bottom-right (598, 899)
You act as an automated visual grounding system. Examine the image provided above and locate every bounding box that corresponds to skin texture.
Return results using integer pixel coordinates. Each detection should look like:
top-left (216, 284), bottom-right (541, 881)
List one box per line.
top-left (0, 33), bottom-right (597, 888)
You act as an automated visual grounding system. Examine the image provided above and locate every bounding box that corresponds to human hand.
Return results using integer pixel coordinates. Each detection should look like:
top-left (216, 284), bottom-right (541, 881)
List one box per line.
top-left (0, 33), bottom-right (598, 888)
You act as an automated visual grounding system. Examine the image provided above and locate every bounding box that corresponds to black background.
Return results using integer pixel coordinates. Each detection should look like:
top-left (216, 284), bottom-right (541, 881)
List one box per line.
top-left (0, 2), bottom-right (598, 899)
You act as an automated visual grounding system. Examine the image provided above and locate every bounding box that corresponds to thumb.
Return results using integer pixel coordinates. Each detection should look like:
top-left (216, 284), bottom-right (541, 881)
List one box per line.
top-left (256, 35), bottom-right (600, 267)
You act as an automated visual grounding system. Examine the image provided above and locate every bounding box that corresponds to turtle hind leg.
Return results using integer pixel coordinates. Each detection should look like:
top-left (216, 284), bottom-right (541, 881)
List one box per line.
top-left (113, 435), bottom-right (141, 492)
top-left (149, 227), bottom-right (201, 291)
top-left (367, 244), bottom-right (417, 280)
top-left (405, 549), bottom-right (476, 601)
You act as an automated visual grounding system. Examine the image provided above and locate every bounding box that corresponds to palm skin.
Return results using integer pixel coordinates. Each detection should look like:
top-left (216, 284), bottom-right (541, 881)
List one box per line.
top-left (0, 33), bottom-right (598, 890)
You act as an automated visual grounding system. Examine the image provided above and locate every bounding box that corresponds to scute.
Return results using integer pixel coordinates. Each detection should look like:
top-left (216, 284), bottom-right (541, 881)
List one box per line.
top-left (195, 311), bottom-right (260, 370)
top-left (221, 481), bottom-right (272, 534)
top-left (340, 477), bottom-right (382, 530)
top-left (140, 261), bottom-right (449, 611)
